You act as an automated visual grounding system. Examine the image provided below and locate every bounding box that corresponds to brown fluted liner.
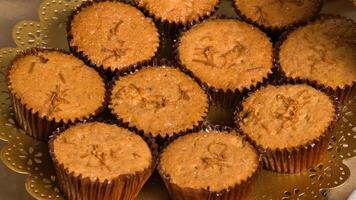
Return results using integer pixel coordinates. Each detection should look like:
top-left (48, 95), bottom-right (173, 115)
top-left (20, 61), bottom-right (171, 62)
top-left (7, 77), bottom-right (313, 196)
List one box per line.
top-left (235, 81), bottom-right (340, 173)
top-left (232, 0), bottom-right (323, 38)
top-left (108, 60), bottom-right (210, 144)
top-left (11, 94), bottom-right (59, 140)
top-left (157, 124), bottom-right (261, 200)
top-left (48, 123), bottom-right (158, 200)
top-left (260, 124), bottom-right (332, 173)
top-left (67, 0), bottom-right (161, 79)
top-left (275, 14), bottom-right (356, 105)
top-left (6, 48), bottom-right (106, 141)
top-left (175, 18), bottom-right (275, 109)
top-left (134, 0), bottom-right (221, 38)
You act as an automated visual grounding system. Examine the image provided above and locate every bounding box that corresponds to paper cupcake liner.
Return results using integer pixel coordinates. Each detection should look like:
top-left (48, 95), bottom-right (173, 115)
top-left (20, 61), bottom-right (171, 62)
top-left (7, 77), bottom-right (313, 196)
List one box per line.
top-left (67, 0), bottom-right (161, 80)
top-left (232, 0), bottom-right (323, 40)
top-left (134, 0), bottom-right (221, 39)
top-left (175, 18), bottom-right (275, 109)
top-left (108, 60), bottom-right (210, 144)
top-left (234, 80), bottom-right (340, 173)
top-left (48, 123), bottom-right (157, 200)
top-left (6, 47), bottom-right (106, 141)
top-left (261, 131), bottom-right (331, 173)
top-left (10, 94), bottom-right (60, 141)
top-left (183, 65), bottom-right (274, 112)
top-left (275, 14), bottom-right (356, 104)
top-left (157, 124), bottom-right (261, 200)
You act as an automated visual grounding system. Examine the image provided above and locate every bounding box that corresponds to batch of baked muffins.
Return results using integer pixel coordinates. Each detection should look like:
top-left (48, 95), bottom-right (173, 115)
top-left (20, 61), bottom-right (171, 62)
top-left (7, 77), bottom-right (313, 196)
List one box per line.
top-left (5, 0), bottom-right (356, 199)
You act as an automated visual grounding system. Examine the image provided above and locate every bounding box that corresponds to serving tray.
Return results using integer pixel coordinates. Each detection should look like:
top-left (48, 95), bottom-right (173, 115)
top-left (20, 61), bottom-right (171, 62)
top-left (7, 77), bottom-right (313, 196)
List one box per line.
top-left (0, 0), bottom-right (355, 199)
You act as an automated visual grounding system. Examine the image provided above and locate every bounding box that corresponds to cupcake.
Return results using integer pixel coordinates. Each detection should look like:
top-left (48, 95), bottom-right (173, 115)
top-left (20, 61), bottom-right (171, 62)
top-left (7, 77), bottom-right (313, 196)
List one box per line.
top-left (233, 0), bottom-right (323, 33)
top-left (7, 48), bottom-right (105, 140)
top-left (134, 0), bottom-right (219, 34)
top-left (68, 1), bottom-right (160, 76)
top-left (237, 84), bottom-right (336, 173)
top-left (109, 66), bottom-right (209, 141)
top-left (49, 122), bottom-right (155, 200)
top-left (178, 19), bottom-right (273, 107)
top-left (278, 16), bottom-right (356, 104)
top-left (158, 129), bottom-right (260, 200)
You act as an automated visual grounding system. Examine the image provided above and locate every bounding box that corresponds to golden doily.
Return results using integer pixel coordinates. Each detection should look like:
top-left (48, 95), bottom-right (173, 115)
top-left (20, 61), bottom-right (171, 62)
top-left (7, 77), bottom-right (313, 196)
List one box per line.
top-left (0, 0), bottom-right (355, 199)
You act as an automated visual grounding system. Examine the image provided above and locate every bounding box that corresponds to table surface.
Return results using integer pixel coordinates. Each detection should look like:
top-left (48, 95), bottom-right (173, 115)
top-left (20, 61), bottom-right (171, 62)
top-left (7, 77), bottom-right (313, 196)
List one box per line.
top-left (0, 0), bottom-right (355, 200)
top-left (0, 1), bottom-right (42, 199)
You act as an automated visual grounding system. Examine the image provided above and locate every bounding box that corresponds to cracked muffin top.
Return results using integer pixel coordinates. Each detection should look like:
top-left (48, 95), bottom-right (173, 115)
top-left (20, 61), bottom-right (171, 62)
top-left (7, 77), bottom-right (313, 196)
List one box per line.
top-left (7, 49), bottom-right (105, 123)
top-left (238, 84), bottom-right (335, 149)
top-left (279, 17), bottom-right (356, 89)
top-left (69, 1), bottom-right (159, 71)
top-left (109, 66), bottom-right (208, 137)
top-left (52, 122), bottom-right (153, 181)
top-left (159, 130), bottom-right (259, 191)
top-left (178, 19), bottom-right (273, 91)
top-left (234, 0), bottom-right (322, 29)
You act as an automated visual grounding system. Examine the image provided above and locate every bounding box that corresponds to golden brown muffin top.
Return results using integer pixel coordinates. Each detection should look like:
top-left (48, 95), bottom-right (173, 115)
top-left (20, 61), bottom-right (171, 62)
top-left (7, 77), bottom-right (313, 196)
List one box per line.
top-left (178, 19), bottom-right (273, 91)
top-left (280, 17), bottom-right (356, 89)
top-left (135, 0), bottom-right (219, 24)
top-left (234, 0), bottom-right (322, 28)
top-left (70, 1), bottom-right (159, 71)
top-left (8, 50), bottom-right (105, 123)
top-left (110, 66), bottom-right (208, 137)
top-left (53, 122), bottom-right (152, 181)
top-left (160, 130), bottom-right (259, 191)
top-left (239, 85), bottom-right (335, 149)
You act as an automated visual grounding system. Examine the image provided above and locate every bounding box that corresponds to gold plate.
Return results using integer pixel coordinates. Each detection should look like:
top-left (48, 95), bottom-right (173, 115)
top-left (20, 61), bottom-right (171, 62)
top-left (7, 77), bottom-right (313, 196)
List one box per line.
top-left (0, 0), bottom-right (355, 199)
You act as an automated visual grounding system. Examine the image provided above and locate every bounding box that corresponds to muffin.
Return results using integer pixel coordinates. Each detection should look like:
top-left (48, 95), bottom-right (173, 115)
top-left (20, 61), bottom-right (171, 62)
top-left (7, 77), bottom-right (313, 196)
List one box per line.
top-left (109, 66), bottom-right (209, 141)
top-left (7, 48), bottom-right (105, 140)
top-left (237, 84), bottom-right (336, 173)
top-left (49, 122), bottom-right (155, 200)
top-left (158, 129), bottom-right (259, 200)
top-left (68, 1), bottom-right (160, 75)
top-left (134, 0), bottom-right (219, 33)
top-left (233, 0), bottom-right (323, 33)
top-left (278, 16), bottom-right (356, 103)
top-left (178, 19), bottom-right (273, 107)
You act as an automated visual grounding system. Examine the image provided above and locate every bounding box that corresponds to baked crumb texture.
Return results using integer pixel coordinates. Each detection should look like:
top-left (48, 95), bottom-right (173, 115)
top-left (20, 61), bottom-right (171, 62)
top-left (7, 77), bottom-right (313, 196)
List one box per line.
top-left (7, 49), bottom-right (105, 140)
top-left (135, 0), bottom-right (219, 24)
top-left (239, 84), bottom-right (336, 173)
top-left (178, 19), bottom-right (273, 107)
top-left (159, 130), bottom-right (259, 199)
top-left (50, 122), bottom-right (155, 200)
top-left (279, 16), bottom-right (356, 103)
top-left (179, 19), bottom-right (273, 92)
top-left (69, 1), bottom-right (160, 72)
top-left (233, 0), bottom-right (323, 31)
top-left (109, 66), bottom-right (209, 139)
